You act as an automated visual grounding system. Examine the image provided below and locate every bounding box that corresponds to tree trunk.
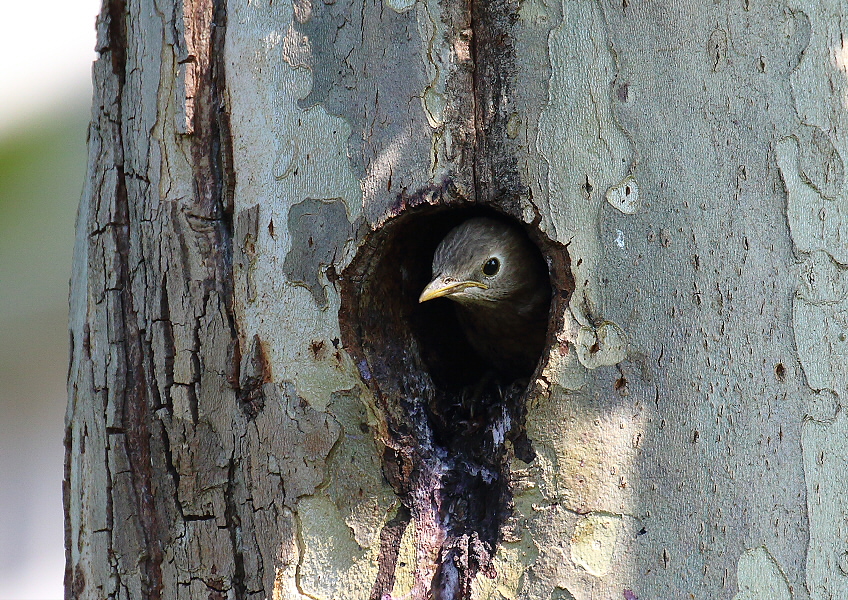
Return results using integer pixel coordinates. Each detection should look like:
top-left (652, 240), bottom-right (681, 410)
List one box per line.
top-left (65, 0), bottom-right (846, 598)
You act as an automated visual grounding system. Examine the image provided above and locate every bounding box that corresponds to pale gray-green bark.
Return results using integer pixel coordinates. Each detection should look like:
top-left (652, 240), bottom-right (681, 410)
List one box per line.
top-left (66, 0), bottom-right (846, 598)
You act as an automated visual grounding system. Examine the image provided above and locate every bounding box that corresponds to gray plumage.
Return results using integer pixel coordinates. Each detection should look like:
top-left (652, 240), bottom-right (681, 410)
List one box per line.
top-left (419, 217), bottom-right (550, 377)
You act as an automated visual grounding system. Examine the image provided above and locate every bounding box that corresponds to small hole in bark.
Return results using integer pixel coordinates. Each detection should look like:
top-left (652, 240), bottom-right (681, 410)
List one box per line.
top-left (340, 201), bottom-right (572, 596)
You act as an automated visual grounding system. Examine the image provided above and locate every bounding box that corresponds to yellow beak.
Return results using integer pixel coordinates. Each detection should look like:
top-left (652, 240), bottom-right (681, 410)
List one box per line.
top-left (418, 278), bottom-right (488, 303)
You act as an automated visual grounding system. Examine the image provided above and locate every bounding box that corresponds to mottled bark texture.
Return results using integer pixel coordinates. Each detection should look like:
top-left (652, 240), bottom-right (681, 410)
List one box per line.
top-left (67, 0), bottom-right (848, 598)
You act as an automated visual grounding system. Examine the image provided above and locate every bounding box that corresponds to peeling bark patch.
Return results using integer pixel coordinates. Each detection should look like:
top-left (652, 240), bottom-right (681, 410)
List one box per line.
top-left (606, 175), bottom-right (640, 215)
top-left (262, 383), bottom-right (342, 505)
top-left (290, 0), bottom-right (433, 220)
top-left (570, 513), bottom-right (623, 577)
top-left (551, 588), bottom-right (578, 600)
top-left (796, 124), bottom-right (844, 201)
top-left (340, 204), bottom-right (572, 597)
top-left (732, 547), bottom-right (791, 600)
top-left (785, 8), bottom-right (811, 73)
top-left (283, 198), bottom-right (354, 308)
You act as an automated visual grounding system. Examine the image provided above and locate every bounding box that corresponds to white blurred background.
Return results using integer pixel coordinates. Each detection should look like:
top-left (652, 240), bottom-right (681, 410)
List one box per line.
top-left (0, 1), bottom-right (101, 598)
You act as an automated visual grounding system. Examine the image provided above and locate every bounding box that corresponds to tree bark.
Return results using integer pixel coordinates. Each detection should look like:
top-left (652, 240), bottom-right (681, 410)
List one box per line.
top-left (65, 0), bottom-right (847, 598)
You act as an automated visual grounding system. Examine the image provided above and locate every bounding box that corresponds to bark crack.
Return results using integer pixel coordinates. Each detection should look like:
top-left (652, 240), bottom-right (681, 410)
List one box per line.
top-left (100, 0), bottom-right (166, 596)
top-left (224, 455), bottom-right (247, 600)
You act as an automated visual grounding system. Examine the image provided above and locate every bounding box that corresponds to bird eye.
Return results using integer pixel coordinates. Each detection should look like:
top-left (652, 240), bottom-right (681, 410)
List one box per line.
top-left (482, 257), bottom-right (500, 276)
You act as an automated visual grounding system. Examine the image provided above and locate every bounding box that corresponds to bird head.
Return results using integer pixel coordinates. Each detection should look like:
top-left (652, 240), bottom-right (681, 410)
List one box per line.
top-left (419, 217), bottom-right (540, 307)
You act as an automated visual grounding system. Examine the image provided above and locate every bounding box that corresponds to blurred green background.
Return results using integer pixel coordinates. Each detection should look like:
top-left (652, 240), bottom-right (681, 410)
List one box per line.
top-left (0, 2), bottom-right (99, 598)
top-left (0, 102), bottom-right (90, 600)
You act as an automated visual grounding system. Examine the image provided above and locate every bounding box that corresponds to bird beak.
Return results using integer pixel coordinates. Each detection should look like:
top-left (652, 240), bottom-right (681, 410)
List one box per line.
top-left (418, 278), bottom-right (488, 303)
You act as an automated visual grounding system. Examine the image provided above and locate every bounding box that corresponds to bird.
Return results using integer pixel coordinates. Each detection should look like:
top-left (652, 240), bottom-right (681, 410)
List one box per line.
top-left (418, 217), bottom-right (551, 379)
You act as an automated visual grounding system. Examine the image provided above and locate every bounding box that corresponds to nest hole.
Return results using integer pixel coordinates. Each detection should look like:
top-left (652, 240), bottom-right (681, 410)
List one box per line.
top-left (340, 201), bottom-right (576, 452)
top-left (339, 202), bottom-right (572, 590)
top-left (345, 206), bottom-right (568, 387)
